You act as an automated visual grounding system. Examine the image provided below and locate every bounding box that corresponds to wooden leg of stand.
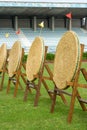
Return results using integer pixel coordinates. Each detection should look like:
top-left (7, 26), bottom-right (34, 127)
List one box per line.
top-left (50, 89), bottom-right (57, 113)
top-left (6, 78), bottom-right (11, 94)
top-left (21, 74), bottom-right (32, 93)
top-left (14, 84), bottom-right (19, 97)
top-left (0, 72), bottom-right (5, 91)
top-left (81, 68), bottom-right (87, 81)
top-left (24, 85), bottom-right (29, 101)
top-left (77, 90), bottom-right (87, 111)
top-left (67, 86), bottom-right (77, 123)
top-left (34, 78), bottom-right (41, 107)
top-left (42, 78), bottom-right (53, 99)
top-left (19, 81), bottom-right (23, 90)
top-left (14, 76), bottom-right (19, 97)
top-left (34, 85), bottom-right (40, 107)
top-left (60, 93), bottom-right (67, 105)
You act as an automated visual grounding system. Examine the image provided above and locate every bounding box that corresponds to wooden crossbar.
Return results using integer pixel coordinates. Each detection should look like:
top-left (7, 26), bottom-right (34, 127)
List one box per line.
top-left (78, 98), bottom-right (87, 104)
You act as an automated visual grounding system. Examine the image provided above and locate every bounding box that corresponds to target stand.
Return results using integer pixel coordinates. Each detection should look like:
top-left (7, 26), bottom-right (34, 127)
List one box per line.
top-left (0, 43), bottom-right (7, 91)
top-left (6, 41), bottom-right (30, 97)
top-left (23, 36), bottom-right (53, 106)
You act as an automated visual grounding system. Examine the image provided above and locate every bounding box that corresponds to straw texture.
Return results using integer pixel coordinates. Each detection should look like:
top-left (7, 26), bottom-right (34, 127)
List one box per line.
top-left (26, 36), bottom-right (44, 81)
top-left (53, 31), bottom-right (80, 89)
top-left (0, 43), bottom-right (7, 71)
top-left (8, 41), bottom-right (22, 77)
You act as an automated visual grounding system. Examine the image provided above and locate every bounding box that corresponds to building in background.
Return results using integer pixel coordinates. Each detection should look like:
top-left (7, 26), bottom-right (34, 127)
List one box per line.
top-left (0, 0), bottom-right (87, 52)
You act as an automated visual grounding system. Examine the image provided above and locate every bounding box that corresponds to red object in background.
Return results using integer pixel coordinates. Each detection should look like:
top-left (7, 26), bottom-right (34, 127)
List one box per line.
top-left (16, 29), bottom-right (20, 34)
top-left (66, 12), bottom-right (72, 19)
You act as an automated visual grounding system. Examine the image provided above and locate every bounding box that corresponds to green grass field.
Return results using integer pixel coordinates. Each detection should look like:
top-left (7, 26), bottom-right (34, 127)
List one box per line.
top-left (0, 62), bottom-right (87, 130)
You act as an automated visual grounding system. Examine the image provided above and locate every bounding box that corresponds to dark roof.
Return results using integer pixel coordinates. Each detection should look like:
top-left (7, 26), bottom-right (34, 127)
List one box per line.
top-left (0, 1), bottom-right (87, 18)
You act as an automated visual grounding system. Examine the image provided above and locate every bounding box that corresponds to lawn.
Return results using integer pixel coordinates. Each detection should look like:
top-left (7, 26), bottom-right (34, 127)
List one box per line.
top-left (0, 62), bottom-right (87, 130)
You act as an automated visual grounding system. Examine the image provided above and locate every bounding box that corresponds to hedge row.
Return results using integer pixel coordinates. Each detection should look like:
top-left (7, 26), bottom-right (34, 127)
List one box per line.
top-left (23, 53), bottom-right (55, 62)
top-left (23, 52), bottom-right (87, 62)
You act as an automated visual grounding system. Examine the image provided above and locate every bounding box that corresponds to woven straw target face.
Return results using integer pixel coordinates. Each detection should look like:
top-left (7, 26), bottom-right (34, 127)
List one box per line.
top-left (0, 43), bottom-right (7, 71)
top-left (8, 41), bottom-right (22, 78)
top-left (53, 31), bottom-right (80, 90)
top-left (26, 36), bottom-right (44, 81)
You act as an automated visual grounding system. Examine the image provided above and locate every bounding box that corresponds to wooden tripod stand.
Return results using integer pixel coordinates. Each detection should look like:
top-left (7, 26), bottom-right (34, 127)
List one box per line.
top-left (49, 44), bottom-right (87, 123)
top-left (6, 48), bottom-right (25, 97)
top-left (23, 46), bottom-right (53, 106)
top-left (67, 44), bottom-right (87, 123)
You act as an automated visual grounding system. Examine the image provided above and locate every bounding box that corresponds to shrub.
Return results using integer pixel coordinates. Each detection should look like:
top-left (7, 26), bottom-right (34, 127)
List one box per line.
top-left (23, 53), bottom-right (55, 63)
top-left (82, 52), bottom-right (87, 60)
top-left (23, 54), bottom-right (28, 63)
top-left (46, 53), bottom-right (55, 60)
